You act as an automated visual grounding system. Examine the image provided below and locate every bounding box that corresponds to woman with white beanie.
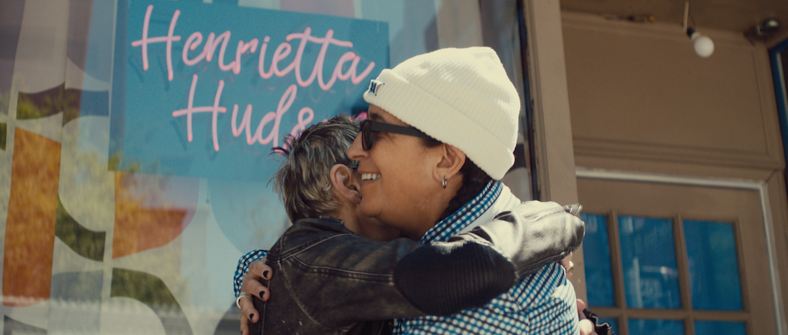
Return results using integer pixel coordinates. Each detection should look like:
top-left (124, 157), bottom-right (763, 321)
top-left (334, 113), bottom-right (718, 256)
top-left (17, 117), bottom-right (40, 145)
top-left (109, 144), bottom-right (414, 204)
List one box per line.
top-left (348, 46), bottom-right (580, 334)
top-left (234, 47), bottom-right (609, 335)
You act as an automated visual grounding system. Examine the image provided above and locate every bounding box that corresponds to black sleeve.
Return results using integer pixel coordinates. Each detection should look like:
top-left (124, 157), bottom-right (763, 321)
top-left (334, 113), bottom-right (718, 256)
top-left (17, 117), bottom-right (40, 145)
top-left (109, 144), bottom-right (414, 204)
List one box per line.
top-left (394, 240), bottom-right (515, 315)
top-left (283, 199), bottom-right (586, 327)
top-left (278, 222), bottom-right (516, 327)
top-left (394, 201), bottom-right (586, 316)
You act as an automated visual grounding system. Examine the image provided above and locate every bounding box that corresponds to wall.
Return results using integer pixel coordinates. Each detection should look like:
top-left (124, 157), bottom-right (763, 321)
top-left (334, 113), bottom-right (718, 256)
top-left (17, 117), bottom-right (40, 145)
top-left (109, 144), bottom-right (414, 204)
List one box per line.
top-left (523, 0), bottom-right (586, 300)
top-left (562, 10), bottom-right (788, 327)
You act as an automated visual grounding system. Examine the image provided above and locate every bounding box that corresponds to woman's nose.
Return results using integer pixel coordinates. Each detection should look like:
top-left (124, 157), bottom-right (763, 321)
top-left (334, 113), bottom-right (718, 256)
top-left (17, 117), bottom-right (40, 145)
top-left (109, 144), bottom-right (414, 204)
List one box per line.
top-left (347, 134), bottom-right (367, 160)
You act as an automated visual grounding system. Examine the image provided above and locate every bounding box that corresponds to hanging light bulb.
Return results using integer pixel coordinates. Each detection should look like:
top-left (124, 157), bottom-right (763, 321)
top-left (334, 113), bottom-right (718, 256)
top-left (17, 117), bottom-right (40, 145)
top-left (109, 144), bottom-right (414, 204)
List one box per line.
top-left (687, 27), bottom-right (714, 58)
top-left (683, 1), bottom-right (714, 58)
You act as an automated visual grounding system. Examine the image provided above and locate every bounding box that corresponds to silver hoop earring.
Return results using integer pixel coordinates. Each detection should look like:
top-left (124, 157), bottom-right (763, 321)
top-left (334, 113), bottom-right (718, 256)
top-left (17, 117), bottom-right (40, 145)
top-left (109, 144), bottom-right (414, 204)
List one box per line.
top-left (441, 177), bottom-right (447, 189)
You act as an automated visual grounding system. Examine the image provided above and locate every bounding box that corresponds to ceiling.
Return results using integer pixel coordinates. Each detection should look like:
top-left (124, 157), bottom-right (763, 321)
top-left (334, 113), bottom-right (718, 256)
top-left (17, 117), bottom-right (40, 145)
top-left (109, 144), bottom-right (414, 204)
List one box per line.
top-left (560, 0), bottom-right (788, 43)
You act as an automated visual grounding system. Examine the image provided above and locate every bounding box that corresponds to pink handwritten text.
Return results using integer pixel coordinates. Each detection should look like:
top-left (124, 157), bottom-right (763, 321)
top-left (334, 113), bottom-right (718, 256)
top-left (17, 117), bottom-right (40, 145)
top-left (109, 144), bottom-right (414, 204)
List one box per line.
top-left (132, 5), bottom-right (376, 153)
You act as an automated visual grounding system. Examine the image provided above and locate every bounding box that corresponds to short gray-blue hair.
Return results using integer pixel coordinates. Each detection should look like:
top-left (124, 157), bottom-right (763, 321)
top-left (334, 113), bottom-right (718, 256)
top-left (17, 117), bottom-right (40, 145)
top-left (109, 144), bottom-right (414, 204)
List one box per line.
top-left (272, 116), bottom-right (359, 222)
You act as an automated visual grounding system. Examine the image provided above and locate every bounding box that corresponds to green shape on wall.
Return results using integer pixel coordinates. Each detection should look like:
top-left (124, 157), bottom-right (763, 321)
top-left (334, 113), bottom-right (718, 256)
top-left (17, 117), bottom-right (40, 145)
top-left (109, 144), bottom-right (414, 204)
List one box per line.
top-left (16, 84), bottom-right (74, 120)
top-left (111, 268), bottom-right (193, 335)
top-left (55, 198), bottom-right (105, 261)
top-left (0, 123), bottom-right (6, 150)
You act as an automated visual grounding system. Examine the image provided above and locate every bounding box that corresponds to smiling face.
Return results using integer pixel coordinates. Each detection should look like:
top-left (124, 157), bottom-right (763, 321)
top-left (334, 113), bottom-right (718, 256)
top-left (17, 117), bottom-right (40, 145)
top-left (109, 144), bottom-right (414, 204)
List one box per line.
top-left (332, 164), bottom-right (402, 242)
top-left (347, 105), bottom-right (451, 239)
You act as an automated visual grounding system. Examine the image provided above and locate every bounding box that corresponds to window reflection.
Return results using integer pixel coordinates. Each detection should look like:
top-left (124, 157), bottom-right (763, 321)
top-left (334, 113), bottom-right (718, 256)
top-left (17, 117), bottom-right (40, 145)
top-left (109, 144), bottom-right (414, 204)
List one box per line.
top-left (580, 213), bottom-right (615, 307)
top-left (684, 220), bottom-right (743, 311)
top-left (618, 216), bottom-right (681, 309)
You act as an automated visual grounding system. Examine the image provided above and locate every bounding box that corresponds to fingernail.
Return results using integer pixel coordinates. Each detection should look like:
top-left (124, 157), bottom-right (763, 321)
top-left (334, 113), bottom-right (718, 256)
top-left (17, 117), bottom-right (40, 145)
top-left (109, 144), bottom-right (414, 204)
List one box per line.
top-left (249, 313), bottom-right (254, 321)
top-left (263, 270), bottom-right (269, 279)
top-left (259, 290), bottom-right (266, 299)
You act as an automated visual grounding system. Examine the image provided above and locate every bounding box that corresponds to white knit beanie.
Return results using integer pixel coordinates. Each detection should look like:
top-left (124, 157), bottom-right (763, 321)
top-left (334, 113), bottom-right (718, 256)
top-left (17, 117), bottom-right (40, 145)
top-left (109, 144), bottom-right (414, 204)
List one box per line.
top-left (363, 47), bottom-right (520, 180)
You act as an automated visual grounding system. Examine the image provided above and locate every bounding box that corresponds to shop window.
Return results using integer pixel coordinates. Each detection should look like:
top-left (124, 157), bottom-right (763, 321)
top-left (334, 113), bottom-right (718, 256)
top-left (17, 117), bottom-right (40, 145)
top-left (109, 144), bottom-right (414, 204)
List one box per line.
top-left (0, 0), bottom-right (532, 333)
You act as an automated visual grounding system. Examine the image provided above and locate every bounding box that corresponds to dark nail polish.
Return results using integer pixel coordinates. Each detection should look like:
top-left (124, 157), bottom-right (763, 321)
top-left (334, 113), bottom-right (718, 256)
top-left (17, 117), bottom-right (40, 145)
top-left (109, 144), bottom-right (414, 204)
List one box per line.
top-left (249, 313), bottom-right (254, 322)
top-left (259, 291), bottom-right (266, 299)
top-left (263, 270), bottom-right (270, 278)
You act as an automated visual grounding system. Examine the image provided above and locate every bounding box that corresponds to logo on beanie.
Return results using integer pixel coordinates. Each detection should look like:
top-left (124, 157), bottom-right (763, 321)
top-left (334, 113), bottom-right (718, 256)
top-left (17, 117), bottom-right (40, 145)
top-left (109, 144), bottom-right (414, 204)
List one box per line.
top-left (367, 79), bottom-right (385, 96)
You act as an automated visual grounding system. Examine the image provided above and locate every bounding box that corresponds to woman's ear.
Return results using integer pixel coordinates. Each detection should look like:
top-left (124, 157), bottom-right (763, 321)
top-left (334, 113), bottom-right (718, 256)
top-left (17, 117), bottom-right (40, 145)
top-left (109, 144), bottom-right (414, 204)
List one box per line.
top-left (329, 164), bottom-right (362, 203)
top-left (434, 144), bottom-right (466, 181)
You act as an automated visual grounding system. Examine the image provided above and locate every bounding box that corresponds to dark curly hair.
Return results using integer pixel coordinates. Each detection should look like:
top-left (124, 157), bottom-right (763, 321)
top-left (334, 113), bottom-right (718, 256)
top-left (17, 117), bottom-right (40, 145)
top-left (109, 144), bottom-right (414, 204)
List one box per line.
top-left (421, 137), bottom-right (493, 222)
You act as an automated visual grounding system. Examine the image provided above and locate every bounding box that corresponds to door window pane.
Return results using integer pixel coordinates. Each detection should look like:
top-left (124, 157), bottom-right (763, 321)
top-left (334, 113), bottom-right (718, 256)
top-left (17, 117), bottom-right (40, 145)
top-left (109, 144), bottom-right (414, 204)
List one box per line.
top-left (628, 319), bottom-right (684, 335)
top-left (618, 216), bottom-right (681, 309)
top-left (683, 220), bottom-right (743, 310)
top-left (694, 320), bottom-right (746, 335)
top-left (580, 213), bottom-right (615, 307)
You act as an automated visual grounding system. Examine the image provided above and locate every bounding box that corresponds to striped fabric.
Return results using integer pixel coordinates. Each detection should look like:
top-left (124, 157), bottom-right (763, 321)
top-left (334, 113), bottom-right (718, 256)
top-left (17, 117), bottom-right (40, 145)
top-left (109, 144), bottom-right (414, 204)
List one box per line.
top-left (393, 181), bottom-right (579, 335)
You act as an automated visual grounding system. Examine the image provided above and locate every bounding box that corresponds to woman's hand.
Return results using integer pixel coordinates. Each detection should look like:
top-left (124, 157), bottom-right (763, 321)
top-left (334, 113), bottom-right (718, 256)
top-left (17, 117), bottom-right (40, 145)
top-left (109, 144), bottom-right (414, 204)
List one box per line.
top-left (577, 299), bottom-right (597, 335)
top-left (238, 258), bottom-right (273, 335)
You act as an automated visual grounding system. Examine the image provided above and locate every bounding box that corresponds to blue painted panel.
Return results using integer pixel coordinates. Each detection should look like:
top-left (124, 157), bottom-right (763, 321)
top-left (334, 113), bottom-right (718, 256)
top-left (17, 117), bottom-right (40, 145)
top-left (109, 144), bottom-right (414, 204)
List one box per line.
top-left (684, 220), bottom-right (743, 311)
top-left (111, 0), bottom-right (389, 181)
top-left (580, 213), bottom-right (615, 307)
top-left (618, 216), bottom-right (682, 309)
top-left (360, 0), bottom-right (437, 65)
top-left (694, 320), bottom-right (746, 335)
top-left (628, 319), bottom-right (684, 335)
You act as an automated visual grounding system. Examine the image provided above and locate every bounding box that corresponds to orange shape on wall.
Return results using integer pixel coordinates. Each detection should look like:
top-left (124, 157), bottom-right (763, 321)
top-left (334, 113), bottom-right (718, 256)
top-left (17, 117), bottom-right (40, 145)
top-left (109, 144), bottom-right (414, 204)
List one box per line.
top-left (113, 172), bottom-right (196, 259)
top-left (3, 128), bottom-right (61, 306)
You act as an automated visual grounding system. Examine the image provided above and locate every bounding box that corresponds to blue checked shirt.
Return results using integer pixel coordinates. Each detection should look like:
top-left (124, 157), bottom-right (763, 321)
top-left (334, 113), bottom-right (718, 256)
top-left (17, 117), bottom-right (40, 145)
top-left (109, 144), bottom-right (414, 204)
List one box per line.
top-left (234, 249), bottom-right (267, 298)
top-left (393, 181), bottom-right (579, 335)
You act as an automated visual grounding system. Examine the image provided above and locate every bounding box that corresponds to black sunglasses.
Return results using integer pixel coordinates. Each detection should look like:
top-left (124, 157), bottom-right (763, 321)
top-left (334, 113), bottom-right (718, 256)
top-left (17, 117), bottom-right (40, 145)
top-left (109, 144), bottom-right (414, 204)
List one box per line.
top-left (359, 119), bottom-right (429, 151)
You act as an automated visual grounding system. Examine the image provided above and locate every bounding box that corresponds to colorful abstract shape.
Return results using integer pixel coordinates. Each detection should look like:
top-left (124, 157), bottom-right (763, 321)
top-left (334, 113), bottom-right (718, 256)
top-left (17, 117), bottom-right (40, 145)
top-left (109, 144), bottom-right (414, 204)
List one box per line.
top-left (112, 172), bottom-right (197, 259)
top-left (16, 84), bottom-right (76, 121)
top-left (68, 89), bottom-right (110, 125)
top-left (110, 268), bottom-right (192, 334)
top-left (16, 84), bottom-right (109, 125)
top-left (213, 304), bottom-right (241, 335)
top-left (55, 198), bottom-right (105, 261)
top-left (0, 123), bottom-right (6, 150)
top-left (207, 178), bottom-right (288, 254)
top-left (3, 128), bottom-right (61, 306)
top-left (0, 0), bottom-right (25, 109)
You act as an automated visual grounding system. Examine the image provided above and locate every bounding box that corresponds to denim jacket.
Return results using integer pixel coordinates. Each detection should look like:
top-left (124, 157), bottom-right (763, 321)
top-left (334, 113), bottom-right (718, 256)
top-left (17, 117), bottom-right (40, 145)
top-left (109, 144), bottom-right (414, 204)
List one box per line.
top-left (251, 201), bottom-right (585, 335)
